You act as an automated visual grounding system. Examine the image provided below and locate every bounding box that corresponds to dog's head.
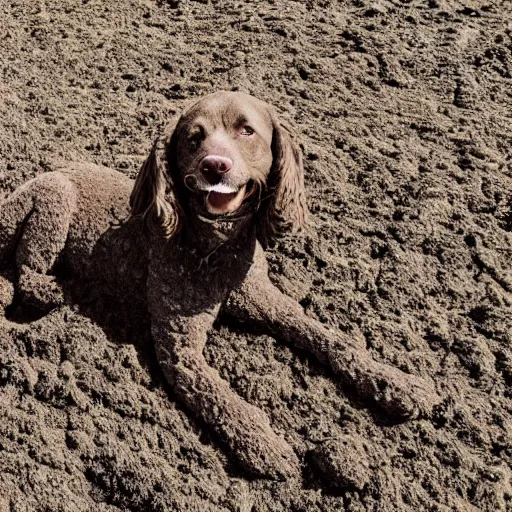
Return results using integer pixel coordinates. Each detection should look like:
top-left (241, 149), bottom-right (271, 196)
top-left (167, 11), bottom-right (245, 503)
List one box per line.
top-left (130, 91), bottom-right (307, 246)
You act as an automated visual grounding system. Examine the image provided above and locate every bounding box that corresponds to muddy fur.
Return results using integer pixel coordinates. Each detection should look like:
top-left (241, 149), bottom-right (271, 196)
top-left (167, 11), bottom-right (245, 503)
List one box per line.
top-left (0, 92), bottom-right (437, 481)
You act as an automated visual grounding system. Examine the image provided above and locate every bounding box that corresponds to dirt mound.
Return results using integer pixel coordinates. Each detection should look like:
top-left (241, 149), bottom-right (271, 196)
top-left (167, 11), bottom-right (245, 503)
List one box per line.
top-left (1, 0), bottom-right (511, 510)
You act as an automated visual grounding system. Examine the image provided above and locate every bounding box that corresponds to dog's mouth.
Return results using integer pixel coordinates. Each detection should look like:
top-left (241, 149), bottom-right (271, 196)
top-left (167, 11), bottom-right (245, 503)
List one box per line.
top-left (203, 182), bottom-right (253, 215)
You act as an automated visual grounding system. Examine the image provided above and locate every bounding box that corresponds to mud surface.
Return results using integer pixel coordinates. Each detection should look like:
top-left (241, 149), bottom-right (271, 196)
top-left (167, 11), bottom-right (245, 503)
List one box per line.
top-left (1, 1), bottom-right (512, 510)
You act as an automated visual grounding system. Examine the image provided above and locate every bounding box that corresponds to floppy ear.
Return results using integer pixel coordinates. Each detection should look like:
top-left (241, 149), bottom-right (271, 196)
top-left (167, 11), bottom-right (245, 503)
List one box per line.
top-left (258, 112), bottom-right (308, 247)
top-left (129, 121), bottom-right (181, 238)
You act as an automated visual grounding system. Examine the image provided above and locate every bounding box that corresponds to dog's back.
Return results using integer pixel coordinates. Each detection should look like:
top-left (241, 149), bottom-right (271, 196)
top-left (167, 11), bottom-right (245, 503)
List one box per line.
top-left (58, 163), bottom-right (133, 264)
top-left (56, 165), bottom-right (150, 308)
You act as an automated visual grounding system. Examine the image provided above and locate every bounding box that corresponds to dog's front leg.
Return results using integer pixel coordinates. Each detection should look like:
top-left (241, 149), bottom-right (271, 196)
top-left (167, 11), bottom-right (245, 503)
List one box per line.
top-left (146, 249), bottom-right (300, 480)
top-left (225, 245), bottom-right (439, 421)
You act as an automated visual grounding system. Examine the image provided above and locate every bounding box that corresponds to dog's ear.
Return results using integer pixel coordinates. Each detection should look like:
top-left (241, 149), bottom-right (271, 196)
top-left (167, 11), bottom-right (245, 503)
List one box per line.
top-left (130, 120), bottom-right (182, 238)
top-left (258, 112), bottom-right (307, 247)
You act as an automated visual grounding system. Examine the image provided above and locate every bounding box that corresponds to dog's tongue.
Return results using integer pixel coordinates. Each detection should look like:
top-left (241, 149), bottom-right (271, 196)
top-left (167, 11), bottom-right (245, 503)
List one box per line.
top-left (206, 186), bottom-right (246, 215)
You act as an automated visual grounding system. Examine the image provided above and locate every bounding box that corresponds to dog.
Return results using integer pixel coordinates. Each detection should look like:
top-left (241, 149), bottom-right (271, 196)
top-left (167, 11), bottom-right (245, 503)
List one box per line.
top-left (0, 91), bottom-right (439, 479)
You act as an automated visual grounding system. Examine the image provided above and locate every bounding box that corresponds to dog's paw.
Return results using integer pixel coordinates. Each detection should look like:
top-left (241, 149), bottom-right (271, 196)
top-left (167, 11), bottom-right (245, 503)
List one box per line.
top-left (356, 360), bottom-right (440, 421)
top-left (234, 415), bottom-right (300, 480)
top-left (329, 345), bottom-right (439, 421)
top-left (18, 267), bottom-right (64, 312)
top-left (310, 436), bottom-right (371, 491)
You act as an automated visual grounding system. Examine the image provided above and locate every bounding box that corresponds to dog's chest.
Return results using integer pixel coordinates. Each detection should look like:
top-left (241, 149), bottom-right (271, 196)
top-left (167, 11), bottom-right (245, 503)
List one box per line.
top-left (145, 237), bottom-right (254, 319)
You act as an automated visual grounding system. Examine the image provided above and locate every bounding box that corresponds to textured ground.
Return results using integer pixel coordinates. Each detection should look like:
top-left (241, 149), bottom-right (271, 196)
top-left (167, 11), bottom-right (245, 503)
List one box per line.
top-left (1, 0), bottom-right (511, 510)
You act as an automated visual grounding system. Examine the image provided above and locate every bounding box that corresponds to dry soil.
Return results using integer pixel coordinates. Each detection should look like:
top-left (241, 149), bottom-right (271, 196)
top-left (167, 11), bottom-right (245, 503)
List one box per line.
top-left (0, 1), bottom-right (511, 511)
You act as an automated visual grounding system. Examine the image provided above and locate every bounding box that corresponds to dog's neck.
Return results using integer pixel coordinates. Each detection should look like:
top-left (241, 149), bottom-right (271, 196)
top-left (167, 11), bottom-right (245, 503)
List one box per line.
top-left (183, 211), bottom-right (254, 263)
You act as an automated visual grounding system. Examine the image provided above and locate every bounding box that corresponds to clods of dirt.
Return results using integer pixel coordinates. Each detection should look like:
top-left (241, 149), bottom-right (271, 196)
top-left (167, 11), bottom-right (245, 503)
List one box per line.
top-left (1, 0), bottom-right (511, 511)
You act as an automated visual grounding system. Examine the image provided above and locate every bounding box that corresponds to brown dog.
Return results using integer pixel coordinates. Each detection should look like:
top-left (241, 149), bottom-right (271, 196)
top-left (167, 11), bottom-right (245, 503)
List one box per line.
top-left (0, 91), bottom-right (438, 479)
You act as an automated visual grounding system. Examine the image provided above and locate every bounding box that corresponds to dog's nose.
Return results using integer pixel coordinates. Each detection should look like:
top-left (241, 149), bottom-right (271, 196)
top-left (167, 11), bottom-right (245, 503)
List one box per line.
top-left (199, 156), bottom-right (232, 177)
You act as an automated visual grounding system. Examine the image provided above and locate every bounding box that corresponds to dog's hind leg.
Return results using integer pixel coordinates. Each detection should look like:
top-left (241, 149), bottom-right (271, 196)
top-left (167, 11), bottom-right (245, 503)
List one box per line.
top-left (0, 172), bottom-right (77, 311)
top-left (0, 179), bottom-right (37, 309)
top-left (0, 275), bottom-right (14, 309)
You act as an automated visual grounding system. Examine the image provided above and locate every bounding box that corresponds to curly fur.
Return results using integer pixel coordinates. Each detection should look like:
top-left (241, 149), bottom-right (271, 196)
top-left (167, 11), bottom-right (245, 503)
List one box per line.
top-left (0, 91), bottom-right (439, 480)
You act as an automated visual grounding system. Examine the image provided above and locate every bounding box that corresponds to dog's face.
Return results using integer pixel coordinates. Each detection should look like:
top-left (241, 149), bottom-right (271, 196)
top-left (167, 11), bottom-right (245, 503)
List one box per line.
top-left (130, 91), bottom-right (307, 246)
top-left (175, 92), bottom-right (274, 216)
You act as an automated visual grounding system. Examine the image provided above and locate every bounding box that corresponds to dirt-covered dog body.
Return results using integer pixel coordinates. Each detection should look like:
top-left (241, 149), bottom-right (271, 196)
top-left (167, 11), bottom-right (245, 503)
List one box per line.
top-left (0, 91), bottom-right (438, 479)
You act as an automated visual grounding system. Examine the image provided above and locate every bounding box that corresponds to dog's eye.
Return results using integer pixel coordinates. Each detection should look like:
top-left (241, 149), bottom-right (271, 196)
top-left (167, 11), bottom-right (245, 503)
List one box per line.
top-left (188, 130), bottom-right (204, 149)
top-left (240, 125), bottom-right (254, 136)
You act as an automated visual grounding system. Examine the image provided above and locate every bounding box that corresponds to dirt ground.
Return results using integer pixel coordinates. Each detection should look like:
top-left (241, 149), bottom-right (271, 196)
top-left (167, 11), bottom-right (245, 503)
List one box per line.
top-left (0, 0), bottom-right (511, 510)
